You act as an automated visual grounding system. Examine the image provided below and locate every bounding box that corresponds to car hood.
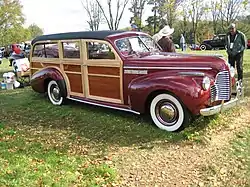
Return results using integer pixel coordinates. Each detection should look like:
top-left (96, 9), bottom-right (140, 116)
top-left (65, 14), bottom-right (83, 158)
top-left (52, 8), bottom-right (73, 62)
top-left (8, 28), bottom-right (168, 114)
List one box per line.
top-left (125, 52), bottom-right (228, 72)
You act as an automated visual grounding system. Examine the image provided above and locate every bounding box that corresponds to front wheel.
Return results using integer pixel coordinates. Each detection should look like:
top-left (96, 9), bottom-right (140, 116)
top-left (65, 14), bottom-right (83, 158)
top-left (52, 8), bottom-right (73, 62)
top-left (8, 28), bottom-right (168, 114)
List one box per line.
top-left (47, 80), bottom-right (64, 105)
top-left (150, 93), bottom-right (190, 132)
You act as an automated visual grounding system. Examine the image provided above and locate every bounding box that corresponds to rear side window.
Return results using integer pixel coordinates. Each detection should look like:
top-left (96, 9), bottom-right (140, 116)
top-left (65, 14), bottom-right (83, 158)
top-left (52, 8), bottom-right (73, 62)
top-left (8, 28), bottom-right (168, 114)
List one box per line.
top-left (62, 42), bottom-right (80, 59)
top-left (32, 43), bottom-right (59, 58)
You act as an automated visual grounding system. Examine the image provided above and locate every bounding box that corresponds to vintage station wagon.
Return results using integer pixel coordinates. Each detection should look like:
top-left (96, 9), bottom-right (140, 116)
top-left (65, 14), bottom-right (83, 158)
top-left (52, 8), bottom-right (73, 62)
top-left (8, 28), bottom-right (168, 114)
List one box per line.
top-left (30, 30), bottom-right (240, 132)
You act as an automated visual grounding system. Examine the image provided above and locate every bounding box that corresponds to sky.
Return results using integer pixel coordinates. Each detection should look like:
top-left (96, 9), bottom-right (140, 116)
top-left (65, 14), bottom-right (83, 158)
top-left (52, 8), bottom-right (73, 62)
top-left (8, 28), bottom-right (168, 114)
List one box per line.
top-left (20, 0), bottom-right (153, 34)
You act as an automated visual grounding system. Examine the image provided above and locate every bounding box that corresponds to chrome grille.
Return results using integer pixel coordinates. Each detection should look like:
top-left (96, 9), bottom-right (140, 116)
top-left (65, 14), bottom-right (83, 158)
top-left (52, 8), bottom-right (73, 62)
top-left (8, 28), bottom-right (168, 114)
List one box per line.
top-left (210, 71), bottom-right (230, 102)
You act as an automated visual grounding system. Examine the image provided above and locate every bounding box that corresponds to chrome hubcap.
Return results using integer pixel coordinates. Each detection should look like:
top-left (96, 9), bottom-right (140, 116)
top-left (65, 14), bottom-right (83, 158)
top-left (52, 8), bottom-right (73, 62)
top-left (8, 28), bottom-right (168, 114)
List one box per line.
top-left (50, 85), bottom-right (61, 102)
top-left (156, 101), bottom-right (178, 126)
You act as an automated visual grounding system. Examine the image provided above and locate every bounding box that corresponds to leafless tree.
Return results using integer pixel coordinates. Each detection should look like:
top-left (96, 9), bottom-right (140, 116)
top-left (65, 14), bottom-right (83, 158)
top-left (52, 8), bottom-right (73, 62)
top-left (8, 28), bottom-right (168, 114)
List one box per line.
top-left (81, 0), bottom-right (103, 31)
top-left (188, 0), bottom-right (205, 43)
top-left (210, 0), bottom-right (220, 34)
top-left (178, 1), bottom-right (189, 35)
top-left (219, 0), bottom-right (248, 31)
top-left (95, 0), bottom-right (130, 30)
top-left (162, 0), bottom-right (184, 28)
top-left (129, 0), bottom-right (148, 29)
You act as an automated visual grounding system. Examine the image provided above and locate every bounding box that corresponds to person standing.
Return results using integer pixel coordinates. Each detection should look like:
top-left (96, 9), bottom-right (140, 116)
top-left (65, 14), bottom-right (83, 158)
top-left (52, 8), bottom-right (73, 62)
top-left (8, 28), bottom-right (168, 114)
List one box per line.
top-left (131, 23), bottom-right (139, 31)
top-left (157, 25), bottom-right (176, 53)
top-left (180, 34), bottom-right (186, 51)
top-left (225, 23), bottom-right (247, 82)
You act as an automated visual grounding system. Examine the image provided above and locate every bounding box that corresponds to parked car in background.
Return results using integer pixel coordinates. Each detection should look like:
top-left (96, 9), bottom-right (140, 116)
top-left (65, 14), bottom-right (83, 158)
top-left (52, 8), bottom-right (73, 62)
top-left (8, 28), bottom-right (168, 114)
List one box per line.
top-left (189, 44), bottom-right (201, 51)
top-left (200, 34), bottom-right (226, 50)
top-left (247, 39), bottom-right (250, 49)
top-left (175, 44), bottom-right (180, 49)
top-left (3, 45), bottom-right (13, 58)
top-left (30, 30), bottom-right (240, 132)
top-left (24, 41), bottom-right (31, 55)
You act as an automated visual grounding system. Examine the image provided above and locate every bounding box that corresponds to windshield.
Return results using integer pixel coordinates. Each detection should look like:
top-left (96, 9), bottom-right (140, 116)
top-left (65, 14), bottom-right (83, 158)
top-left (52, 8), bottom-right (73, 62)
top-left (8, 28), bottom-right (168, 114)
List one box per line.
top-left (115, 35), bottom-right (160, 57)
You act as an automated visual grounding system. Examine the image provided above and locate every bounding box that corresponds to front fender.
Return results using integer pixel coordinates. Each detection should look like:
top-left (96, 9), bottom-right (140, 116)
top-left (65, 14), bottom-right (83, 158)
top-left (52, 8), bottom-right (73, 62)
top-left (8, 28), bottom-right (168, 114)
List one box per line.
top-left (128, 72), bottom-right (211, 115)
top-left (31, 67), bottom-right (67, 97)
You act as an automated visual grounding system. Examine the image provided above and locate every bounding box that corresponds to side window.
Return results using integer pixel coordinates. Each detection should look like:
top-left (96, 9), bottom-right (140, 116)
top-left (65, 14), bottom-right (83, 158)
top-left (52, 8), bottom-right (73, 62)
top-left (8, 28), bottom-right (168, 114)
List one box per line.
top-left (32, 44), bottom-right (44, 57)
top-left (87, 41), bottom-right (115, 60)
top-left (62, 41), bottom-right (80, 59)
top-left (116, 38), bottom-right (131, 52)
top-left (32, 43), bottom-right (59, 58)
top-left (45, 43), bottom-right (59, 58)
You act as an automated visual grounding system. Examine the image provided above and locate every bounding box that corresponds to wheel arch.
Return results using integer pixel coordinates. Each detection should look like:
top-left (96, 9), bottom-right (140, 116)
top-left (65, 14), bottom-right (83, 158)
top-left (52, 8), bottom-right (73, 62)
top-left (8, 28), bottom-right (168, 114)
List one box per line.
top-left (145, 89), bottom-right (191, 115)
top-left (128, 74), bottom-right (206, 116)
top-left (31, 66), bottom-right (69, 97)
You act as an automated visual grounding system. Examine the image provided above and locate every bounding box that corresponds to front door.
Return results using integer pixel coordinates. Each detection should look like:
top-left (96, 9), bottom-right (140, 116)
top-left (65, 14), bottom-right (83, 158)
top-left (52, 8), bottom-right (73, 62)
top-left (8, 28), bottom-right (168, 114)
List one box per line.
top-left (83, 40), bottom-right (123, 104)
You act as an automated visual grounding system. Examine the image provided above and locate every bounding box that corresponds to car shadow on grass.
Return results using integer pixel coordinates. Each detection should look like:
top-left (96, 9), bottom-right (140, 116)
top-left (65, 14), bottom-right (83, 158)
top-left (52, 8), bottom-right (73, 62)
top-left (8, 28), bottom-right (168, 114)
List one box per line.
top-left (0, 88), bottom-right (220, 148)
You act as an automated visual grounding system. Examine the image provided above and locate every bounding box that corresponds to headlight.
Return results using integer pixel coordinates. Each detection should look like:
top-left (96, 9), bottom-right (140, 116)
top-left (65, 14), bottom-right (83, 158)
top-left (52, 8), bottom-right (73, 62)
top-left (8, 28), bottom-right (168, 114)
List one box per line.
top-left (230, 66), bottom-right (235, 77)
top-left (202, 76), bottom-right (211, 90)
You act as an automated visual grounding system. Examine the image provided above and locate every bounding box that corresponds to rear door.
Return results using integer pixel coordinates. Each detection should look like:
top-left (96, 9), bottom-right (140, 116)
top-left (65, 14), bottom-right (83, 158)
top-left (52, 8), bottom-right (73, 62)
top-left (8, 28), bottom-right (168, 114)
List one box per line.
top-left (60, 40), bottom-right (85, 98)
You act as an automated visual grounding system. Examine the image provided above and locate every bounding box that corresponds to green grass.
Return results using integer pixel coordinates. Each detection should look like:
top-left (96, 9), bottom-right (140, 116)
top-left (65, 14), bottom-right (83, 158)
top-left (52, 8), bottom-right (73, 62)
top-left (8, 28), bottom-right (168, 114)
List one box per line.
top-left (0, 49), bottom-right (250, 186)
top-left (0, 58), bottom-right (12, 72)
top-left (0, 123), bottom-right (116, 186)
top-left (231, 129), bottom-right (250, 185)
top-left (0, 59), bottom-right (12, 81)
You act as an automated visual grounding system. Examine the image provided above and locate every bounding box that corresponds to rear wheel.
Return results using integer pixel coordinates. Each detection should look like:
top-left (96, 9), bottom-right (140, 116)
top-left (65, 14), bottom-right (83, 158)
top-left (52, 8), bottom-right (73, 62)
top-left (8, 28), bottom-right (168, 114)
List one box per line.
top-left (47, 80), bottom-right (64, 105)
top-left (150, 93), bottom-right (190, 132)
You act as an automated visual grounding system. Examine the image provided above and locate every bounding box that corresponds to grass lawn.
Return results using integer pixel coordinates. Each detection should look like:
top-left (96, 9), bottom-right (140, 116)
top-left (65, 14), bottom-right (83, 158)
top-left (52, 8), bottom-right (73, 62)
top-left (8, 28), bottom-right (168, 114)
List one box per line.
top-left (0, 49), bottom-right (250, 186)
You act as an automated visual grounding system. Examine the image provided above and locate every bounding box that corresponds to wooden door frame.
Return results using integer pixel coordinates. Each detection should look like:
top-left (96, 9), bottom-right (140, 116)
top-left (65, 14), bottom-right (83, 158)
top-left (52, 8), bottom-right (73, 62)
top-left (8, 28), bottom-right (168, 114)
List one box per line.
top-left (30, 40), bottom-right (84, 98)
top-left (82, 39), bottom-right (124, 104)
top-left (59, 39), bottom-right (84, 97)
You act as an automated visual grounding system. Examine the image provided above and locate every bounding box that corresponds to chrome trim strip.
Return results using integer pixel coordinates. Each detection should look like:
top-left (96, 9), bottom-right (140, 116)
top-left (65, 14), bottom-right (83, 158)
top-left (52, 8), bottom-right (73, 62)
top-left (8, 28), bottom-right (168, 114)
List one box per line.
top-left (68, 97), bottom-right (140, 115)
top-left (124, 69), bottom-right (148, 75)
top-left (123, 66), bottom-right (212, 70)
top-left (179, 72), bottom-right (205, 76)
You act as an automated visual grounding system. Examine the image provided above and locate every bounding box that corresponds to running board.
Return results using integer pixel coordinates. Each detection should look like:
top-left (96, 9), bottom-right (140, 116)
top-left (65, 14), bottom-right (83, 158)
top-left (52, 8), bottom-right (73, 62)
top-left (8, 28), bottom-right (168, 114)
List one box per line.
top-left (68, 97), bottom-right (140, 115)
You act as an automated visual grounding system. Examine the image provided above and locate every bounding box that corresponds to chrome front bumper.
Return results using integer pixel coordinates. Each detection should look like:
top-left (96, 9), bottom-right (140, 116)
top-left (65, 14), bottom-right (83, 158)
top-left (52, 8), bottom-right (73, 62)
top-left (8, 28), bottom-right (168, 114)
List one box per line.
top-left (200, 82), bottom-right (244, 116)
top-left (200, 97), bottom-right (240, 116)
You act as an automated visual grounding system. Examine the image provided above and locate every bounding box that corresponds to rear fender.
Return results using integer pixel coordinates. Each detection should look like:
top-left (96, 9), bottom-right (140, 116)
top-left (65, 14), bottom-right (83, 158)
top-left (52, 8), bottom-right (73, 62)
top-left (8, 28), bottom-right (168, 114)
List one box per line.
top-left (31, 66), bottom-right (69, 97)
top-left (128, 73), bottom-right (210, 115)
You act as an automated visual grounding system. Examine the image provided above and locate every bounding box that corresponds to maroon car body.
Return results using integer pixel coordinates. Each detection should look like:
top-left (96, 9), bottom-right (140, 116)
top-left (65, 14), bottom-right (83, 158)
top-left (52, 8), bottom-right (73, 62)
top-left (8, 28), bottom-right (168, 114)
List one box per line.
top-left (30, 31), bottom-right (241, 132)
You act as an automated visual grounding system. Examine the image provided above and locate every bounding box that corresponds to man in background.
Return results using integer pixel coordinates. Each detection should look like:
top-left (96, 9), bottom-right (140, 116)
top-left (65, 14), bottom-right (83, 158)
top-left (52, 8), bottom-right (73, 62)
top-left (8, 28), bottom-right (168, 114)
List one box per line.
top-left (180, 34), bottom-right (186, 51)
top-left (131, 23), bottom-right (139, 31)
top-left (225, 23), bottom-right (247, 83)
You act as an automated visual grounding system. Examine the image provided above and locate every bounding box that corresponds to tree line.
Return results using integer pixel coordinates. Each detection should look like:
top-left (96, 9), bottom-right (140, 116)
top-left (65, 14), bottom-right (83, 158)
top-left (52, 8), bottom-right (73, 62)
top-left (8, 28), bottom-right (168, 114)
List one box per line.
top-left (0, 0), bottom-right (43, 46)
top-left (1, 0), bottom-right (249, 46)
top-left (82, 0), bottom-right (250, 44)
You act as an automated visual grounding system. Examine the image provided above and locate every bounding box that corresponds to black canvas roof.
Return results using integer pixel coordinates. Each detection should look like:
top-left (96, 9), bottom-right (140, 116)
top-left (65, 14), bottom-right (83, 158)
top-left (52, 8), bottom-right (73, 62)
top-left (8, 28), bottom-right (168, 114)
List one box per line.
top-left (31, 30), bottom-right (126, 45)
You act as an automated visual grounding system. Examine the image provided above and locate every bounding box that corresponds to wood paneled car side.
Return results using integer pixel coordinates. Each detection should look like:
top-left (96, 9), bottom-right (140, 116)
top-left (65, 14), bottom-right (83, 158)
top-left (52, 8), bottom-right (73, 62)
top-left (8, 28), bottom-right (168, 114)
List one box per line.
top-left (30, 31), bottom-right (240, 132)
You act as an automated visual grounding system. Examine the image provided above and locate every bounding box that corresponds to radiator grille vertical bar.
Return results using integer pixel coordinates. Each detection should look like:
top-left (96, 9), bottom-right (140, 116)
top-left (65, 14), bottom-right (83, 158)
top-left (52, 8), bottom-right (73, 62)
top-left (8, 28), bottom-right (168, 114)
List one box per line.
top-left (210, 71), bottom-right (230, 102)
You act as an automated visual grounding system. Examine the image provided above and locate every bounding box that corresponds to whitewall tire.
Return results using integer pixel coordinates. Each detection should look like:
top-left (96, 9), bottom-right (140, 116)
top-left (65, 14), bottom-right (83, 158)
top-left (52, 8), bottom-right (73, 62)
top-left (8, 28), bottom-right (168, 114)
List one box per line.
top-left (150, 93), bottom-right (189, 132)
top-left (47, 80), bottom-right (64, 105)
top-left (200, 44), bottom-right (206, 51)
